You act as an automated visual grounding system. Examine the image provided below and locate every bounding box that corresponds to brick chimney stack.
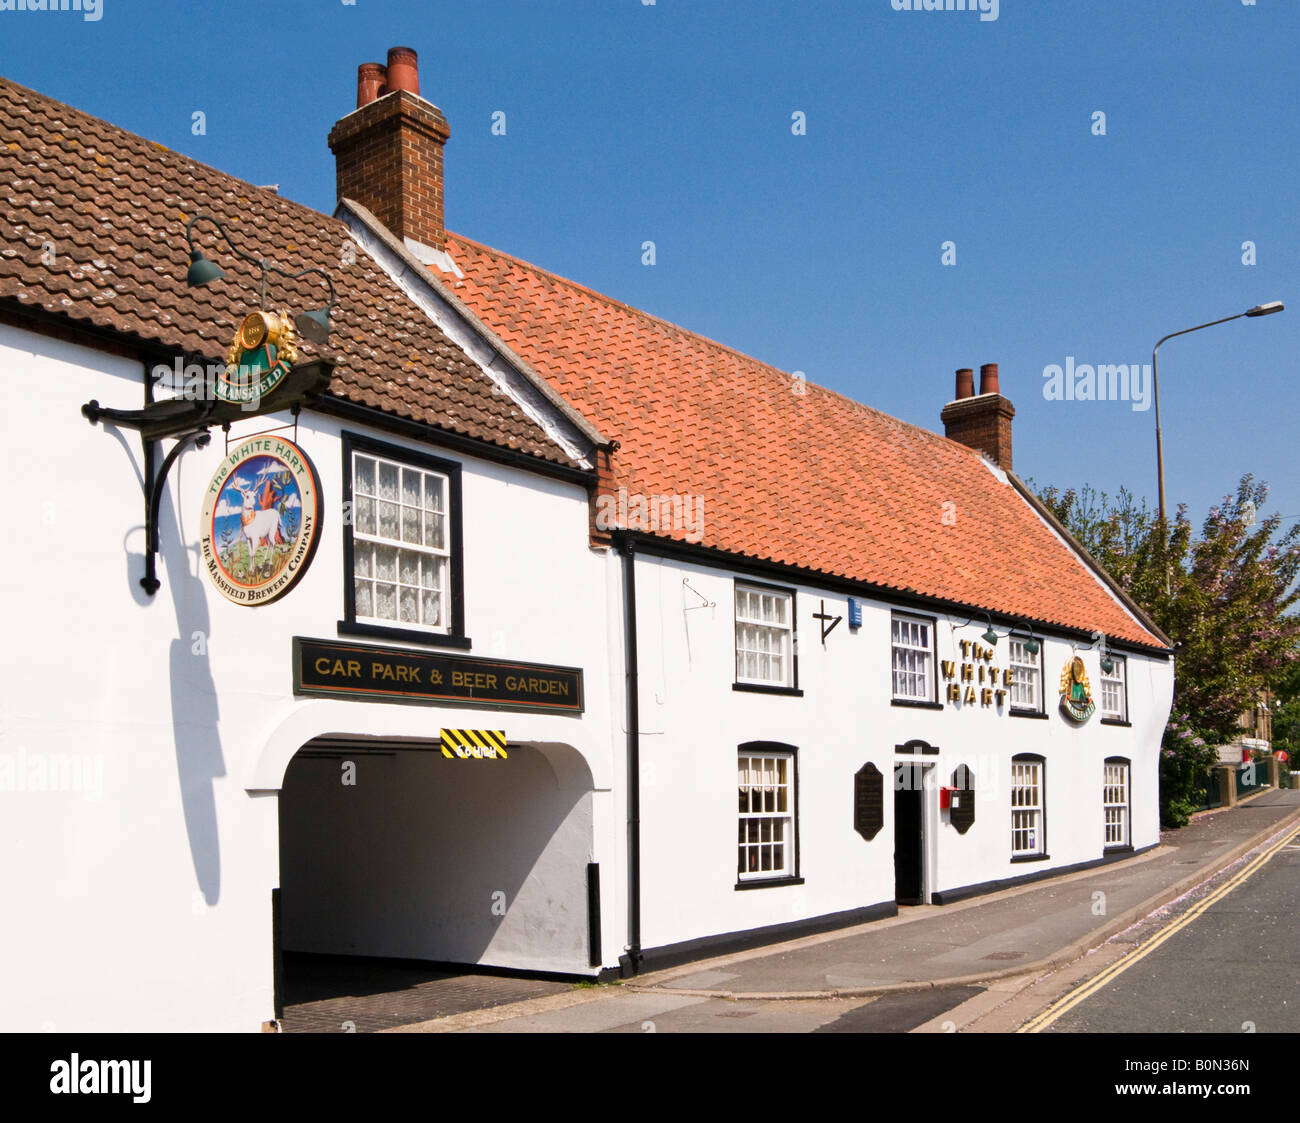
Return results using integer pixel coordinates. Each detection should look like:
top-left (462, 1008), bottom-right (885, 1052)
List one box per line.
top-left (940, 363), bottom-right (1015, 471)
top-left (328, 47), bottom-right (451, 254)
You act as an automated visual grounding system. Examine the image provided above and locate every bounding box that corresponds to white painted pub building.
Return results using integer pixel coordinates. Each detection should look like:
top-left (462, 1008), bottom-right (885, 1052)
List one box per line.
top-left (0, 55), bottom-right (1173, 1031)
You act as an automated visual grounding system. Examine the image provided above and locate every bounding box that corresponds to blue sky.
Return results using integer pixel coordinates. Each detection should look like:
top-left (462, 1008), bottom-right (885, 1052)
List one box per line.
top-left (3, 0), bottom-right (1296, 530)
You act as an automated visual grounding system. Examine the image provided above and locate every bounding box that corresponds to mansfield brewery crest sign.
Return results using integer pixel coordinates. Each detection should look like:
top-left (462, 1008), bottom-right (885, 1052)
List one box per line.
top-left (217, 310), bottom-right (299, 405)
top-left (200, 435), bottom-right (322, 605)
top-left (1059, 655), bottom-right (1096, 723)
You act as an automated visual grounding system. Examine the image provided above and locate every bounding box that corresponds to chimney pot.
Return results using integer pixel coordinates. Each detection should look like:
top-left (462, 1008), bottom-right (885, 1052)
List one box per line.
top-left (329, 48), bottom-right (451, 252)
top-left (356, 63), bottom-right (387, 109)
top-left (386, 46), bottom-right (420, 95)
top-left (940, 363), bottom-right (1015, 470)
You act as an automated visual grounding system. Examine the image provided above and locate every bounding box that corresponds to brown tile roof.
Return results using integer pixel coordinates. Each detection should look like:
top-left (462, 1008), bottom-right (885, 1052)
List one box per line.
top-left (442, 232), bottom-right (1167, 649)
top-left (0, 76), bottom-right (579, 468)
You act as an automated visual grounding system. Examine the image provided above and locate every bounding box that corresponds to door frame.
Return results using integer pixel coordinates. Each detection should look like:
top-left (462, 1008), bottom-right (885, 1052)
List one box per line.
top-left (893, 760), bottom-right (936, 905)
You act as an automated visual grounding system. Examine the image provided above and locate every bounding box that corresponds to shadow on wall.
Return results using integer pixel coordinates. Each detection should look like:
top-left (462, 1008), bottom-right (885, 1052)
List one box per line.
top-left (278, 740), bottom-right (593, 971)
top-left (160, 471), bottom-right (225, 908)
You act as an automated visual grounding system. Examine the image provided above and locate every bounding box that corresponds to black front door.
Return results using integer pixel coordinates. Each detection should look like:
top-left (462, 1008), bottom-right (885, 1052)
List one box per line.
top-left (894, 764), bottom-right (924, 905)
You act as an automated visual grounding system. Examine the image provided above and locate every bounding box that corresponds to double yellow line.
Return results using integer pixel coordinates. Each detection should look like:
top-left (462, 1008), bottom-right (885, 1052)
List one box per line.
top-left (1019, 822), bottom-right (1300, 1033)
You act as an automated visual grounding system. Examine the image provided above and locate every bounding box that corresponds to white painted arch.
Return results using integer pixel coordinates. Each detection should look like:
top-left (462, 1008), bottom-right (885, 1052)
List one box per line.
top-left (244, 699), bottom-right (607, 793)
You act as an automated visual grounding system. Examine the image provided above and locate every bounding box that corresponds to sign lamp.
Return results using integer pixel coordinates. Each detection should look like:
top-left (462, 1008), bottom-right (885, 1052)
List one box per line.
top-left (184, 213), bottom-right (336, 342)
top-left (954, 611), bottom-right (1002, 647)
top-left (186, 249), bottom-right (224, 287)
top-left (1090, 631), bottom-right (1114, 674)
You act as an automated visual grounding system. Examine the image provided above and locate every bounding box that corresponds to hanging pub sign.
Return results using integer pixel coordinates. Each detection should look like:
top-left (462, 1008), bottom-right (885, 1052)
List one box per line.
top-left (1059, 655), bottom-right (1096, 723)
top-left (199, 435), bottom-right (323, 605)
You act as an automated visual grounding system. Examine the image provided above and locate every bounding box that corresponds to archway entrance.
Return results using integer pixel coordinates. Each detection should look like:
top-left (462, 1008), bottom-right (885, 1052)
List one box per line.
top-left (275, 734), bottom-right (595, 1031)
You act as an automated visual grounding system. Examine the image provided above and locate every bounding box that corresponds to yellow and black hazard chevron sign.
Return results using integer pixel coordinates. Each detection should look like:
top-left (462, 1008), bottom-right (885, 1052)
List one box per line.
top-left (440, 728), bottom-right (508, 760)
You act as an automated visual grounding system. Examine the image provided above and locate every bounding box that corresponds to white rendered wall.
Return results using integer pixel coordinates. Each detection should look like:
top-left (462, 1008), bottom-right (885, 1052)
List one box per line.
top-left (0, 323), bottom-right (616, 1031)
top-left (628, 551), bottom-right (1174, 955)
top-left (0, 318), bottom-right (1176, 1026)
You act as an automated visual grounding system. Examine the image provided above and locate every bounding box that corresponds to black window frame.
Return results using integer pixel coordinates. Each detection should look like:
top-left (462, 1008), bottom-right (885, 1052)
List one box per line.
top-left (338, 430), bottom-right (470, 650)
top-left (1010, 751), bottom-right (1049, 863)
top-left (735, 741), bottom-right (803, 890)
top-left (1007, 633), bottom-right (1048, 719)
top-left (732, 578), bottom-right (802, 696)
top-left (890, 610), bottom-right (943, 711)
top-left (1103, 756), bottom-right (1133, 853)
top-left (1099, 653), bottom-right (1131, 726)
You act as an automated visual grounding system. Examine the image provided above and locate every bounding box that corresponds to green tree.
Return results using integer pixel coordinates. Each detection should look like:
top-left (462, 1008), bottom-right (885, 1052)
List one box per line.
top-left (1271, 649), bottom-right (1300, 784)
top-left (1036, 475), bottom-right (1300, 825)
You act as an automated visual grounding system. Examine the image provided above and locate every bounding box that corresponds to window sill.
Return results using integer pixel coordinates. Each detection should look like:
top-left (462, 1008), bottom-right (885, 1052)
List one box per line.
top-left (1100, 717), bottom-right (1132, 727)
top-left (735, 876), bottom-right (805, 891)
top-left (1103, 844), bottom-right (1134, 855)
top-left (1010, 853), bottom-right (1050, 864)
top-left (733, 682), bottom-right (804, 697)
top-left (337, 620), bottom-right (472, 651)
top-left (1010, 708), bottom-right (1048, 720)
top-left (891, 698), bottom-right (944, 711)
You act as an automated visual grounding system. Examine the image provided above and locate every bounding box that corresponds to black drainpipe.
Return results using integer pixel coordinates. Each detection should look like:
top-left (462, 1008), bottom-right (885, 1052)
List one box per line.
top-left (620, 536), bottom-right (643, 976)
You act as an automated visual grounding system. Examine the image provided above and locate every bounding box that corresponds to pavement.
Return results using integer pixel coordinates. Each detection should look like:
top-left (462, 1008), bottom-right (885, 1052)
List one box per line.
top-left (622, 786), bottom-right (1300, 1001)
top-left (380, 785), bottom-right (1300, 1032)
top-left (279, 954), bottom-right (572, 1032)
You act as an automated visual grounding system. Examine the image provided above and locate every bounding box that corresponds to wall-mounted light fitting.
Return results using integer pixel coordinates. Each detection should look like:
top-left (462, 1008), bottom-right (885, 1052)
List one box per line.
top-left (952, 610), bottom-right (1000, 647)
top-left (184, 214), bottom-right (337, 342)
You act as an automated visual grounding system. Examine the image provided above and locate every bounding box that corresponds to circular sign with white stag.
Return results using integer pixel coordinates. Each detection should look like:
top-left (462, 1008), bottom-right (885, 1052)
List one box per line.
top-left (199, 436), bottom-right (323, 605)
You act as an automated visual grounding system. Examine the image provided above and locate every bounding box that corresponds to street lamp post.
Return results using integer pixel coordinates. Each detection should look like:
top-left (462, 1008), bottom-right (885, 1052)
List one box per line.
top-left (1152, 302), bottom-right (1284, 524)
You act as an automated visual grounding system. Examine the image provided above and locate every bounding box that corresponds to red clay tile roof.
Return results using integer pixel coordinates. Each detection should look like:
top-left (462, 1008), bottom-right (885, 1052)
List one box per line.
top-left (0, 76), bottom-right (579, 468)
top-left (442, 232), bottom-right (1167, 648)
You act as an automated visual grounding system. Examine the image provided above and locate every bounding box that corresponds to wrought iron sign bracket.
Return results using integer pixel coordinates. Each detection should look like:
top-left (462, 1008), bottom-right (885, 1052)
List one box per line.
top-left (225, 403), bottom-right (303, 454)
top-left (81, 359), bottom-right (332, 443)
top-left (80, 359), bottom-right (334, 596)
top-left (140, 428), bottom-right (212, 595)
top-left (682, 578), bottom-right (715, 611)
top-left (814, 599), bottom-right (843, 644)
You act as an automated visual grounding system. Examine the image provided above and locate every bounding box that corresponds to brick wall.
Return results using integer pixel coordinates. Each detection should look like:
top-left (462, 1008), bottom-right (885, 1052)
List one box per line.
top-left (589, 448), bottom-right (620, 548)
top-left (939, 394), bottom-right (1015, 471)
top-left (328, 91), bottom-right (451, 251)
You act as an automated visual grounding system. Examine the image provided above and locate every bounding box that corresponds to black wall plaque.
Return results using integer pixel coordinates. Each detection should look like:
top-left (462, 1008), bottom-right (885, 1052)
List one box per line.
top-left (854, 762), bottom-right (884, 841)
top-left (950, 765), bottom-right (976, 835)
top-left (293, 637), bottom-right (584, 715)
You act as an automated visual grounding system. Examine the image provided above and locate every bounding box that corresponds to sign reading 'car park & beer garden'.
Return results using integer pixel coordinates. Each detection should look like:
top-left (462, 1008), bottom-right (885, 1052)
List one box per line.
top-left (293, 638), bottom-right (584, 715)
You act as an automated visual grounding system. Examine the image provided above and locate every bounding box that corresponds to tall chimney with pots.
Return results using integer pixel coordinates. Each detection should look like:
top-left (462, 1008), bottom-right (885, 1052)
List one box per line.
top-left (940, 363), bottom-right (1015, 470)
top-left (328, 47), bottom-right (451, 254)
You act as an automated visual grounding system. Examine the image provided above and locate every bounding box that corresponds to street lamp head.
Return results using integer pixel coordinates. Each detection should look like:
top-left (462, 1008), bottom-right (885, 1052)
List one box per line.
top-left (1245, 301), bottom-right (1284, 318)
